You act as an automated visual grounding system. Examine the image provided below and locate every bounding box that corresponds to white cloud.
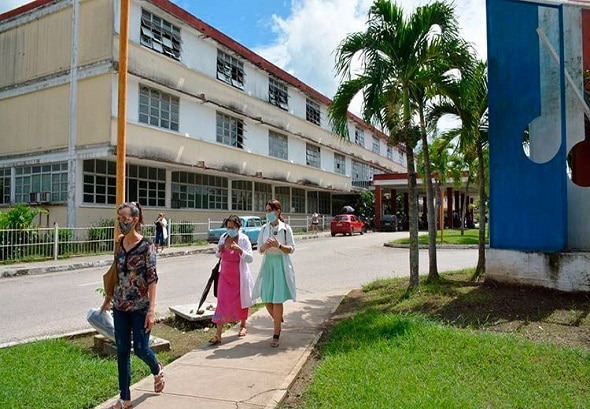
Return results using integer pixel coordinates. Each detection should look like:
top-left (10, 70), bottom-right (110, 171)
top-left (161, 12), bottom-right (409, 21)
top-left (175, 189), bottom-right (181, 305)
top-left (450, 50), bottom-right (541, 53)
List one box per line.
top-left (255, 0), bottom-right (487, 115)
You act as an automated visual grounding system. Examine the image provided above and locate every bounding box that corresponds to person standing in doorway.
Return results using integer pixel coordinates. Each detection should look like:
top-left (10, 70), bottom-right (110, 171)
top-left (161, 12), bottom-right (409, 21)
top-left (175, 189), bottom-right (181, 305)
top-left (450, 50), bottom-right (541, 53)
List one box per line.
top-left (209, 214), bottom-right (254, 345)
top-left (254, 199), bottom-right (296, 347)
top-left (154, 212), bottom-right (167, 253)
top-left (100, 202), bottom-right (164, 409)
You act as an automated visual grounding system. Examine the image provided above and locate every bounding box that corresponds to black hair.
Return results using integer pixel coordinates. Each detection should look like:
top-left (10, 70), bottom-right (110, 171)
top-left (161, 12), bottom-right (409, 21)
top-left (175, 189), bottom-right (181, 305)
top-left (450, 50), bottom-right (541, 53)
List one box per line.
top-left (224, 214), bottom-right (242, 228)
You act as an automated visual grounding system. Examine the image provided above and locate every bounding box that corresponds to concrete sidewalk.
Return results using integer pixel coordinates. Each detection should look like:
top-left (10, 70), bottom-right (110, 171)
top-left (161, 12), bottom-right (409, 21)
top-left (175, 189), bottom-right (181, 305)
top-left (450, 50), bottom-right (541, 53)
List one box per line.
top-left (95, 292), bottom-right (342, 409)
top-left (1, 232), bottom-right (337, 408)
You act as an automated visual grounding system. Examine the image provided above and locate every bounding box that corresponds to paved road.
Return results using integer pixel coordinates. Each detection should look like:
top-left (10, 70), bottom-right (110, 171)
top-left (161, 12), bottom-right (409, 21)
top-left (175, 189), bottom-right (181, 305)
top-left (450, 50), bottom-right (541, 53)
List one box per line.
top-left (0, 232), bottom-right (477, 346)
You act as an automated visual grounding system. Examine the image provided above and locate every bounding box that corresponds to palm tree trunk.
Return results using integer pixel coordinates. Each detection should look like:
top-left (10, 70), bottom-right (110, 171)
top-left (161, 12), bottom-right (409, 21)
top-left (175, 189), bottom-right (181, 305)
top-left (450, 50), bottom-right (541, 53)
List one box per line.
top-left (419, 114), bottom-right (438, 282)
top-left (460, 179), bottom-right (469, 235)
top-left (474, 143), bottom-right (486, 279)
top-left (406, 146), bottom-right (420, 289)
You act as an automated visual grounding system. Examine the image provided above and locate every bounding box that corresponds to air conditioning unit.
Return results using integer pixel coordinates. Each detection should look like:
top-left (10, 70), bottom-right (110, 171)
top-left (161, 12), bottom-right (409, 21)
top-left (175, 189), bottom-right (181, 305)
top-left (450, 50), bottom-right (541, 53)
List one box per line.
top-left (29, 191), bottom-right (51, 203)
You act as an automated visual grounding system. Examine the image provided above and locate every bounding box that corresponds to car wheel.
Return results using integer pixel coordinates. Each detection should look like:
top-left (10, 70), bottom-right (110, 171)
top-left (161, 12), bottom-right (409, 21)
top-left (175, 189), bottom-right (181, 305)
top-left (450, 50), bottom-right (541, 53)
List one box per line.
top-left (349, 227), bottom-right (354, 236)
top-left (331, 232), bottom-right (336, 237)
top-left (360, 227), bottom-right (364, 235)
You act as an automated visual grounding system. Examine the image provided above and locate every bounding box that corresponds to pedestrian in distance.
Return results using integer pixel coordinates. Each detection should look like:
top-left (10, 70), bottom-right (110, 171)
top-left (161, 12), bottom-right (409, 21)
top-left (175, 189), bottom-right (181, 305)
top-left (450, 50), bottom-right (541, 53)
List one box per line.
top-left (154, 212), bottom-right (167, 253)
top-left (254, 199), bottom-right (296, 347)
top-left (209, 214), bottom-right (255, 345)
top-left (100, 202), bottom-right (164, 409)
top-left (311, 211), bottom-right (320, 233)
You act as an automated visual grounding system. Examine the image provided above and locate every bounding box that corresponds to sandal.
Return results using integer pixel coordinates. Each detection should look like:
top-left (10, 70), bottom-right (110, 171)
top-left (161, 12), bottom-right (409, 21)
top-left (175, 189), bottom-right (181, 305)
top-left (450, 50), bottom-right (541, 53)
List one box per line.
top-left (154, 363), bottom-right (165, 393)
top-left (110, 399), bottom-right (133, 409)
top-left (271, 333), bottom-right (280, 348)
top-left (208, 334), bottom-right (222, 345)
top-left (238, 327), bottom-right (247, 337)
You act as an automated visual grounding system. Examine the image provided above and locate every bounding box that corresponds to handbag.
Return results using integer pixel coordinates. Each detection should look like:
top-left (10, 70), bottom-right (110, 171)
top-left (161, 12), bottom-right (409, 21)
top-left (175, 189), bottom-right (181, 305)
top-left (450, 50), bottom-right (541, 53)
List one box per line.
top-left (103, 235), bottom-right (122, 297)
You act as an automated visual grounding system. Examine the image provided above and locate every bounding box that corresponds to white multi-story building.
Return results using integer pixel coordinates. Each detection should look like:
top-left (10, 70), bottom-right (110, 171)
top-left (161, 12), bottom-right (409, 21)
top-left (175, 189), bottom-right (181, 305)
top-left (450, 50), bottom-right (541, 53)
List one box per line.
top-left (0, 0), bottom-right (406, 227)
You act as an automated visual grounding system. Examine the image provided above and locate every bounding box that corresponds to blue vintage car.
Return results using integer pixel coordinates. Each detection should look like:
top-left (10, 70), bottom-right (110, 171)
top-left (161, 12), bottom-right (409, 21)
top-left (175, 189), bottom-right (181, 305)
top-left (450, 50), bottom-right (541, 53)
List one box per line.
top-left (207, 216), bottom-right (264, 247)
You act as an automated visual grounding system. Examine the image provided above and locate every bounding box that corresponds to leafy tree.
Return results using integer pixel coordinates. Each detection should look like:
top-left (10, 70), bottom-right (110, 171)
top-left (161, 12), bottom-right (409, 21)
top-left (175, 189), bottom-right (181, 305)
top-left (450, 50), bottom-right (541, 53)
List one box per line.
top-left (329, 0), bottom-right (465, 288)
top-left (427, 59), bottom-right (488, 278)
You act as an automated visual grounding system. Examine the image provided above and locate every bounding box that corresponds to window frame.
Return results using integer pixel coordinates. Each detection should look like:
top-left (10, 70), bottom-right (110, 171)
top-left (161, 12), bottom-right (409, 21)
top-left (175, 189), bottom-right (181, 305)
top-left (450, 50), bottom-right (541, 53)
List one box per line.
top-left (306, 99), bottom-right (321, 125)
top-left (306, 143), bottom-right (321, 168)
top-left (269, 78), bottom-right (289, 110)
top-left (140, 9), bottom-right (182, 61)
top-left (269, 130), bottom-right (288, 160)
top-left (354, 127), bottom-right (365, 147)
top-left (217, 49), bottom-right (245, 89)
top-left (138, 85), bottom-right (180, 131)
top-left (216, 112), bottom-right (245, 149)
top-left (334, 153), bottom-right (346, 175)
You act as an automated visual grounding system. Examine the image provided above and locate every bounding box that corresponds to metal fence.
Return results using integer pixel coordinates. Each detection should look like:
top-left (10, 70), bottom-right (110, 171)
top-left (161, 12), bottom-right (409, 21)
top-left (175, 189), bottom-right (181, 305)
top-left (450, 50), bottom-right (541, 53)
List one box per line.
top-left (0, 216), bottom-right (329, 263)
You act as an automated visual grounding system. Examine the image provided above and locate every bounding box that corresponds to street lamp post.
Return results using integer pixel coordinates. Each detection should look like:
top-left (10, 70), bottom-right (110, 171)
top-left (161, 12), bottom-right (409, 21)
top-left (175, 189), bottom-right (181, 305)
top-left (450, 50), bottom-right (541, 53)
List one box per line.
top-left (116, 0), bottom-right (130, 209)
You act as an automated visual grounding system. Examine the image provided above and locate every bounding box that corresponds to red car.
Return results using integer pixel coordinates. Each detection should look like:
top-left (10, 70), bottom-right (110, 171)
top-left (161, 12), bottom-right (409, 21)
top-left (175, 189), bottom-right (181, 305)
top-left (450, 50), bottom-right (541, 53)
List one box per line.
top-left (330, 214), bottom-right (365, 237)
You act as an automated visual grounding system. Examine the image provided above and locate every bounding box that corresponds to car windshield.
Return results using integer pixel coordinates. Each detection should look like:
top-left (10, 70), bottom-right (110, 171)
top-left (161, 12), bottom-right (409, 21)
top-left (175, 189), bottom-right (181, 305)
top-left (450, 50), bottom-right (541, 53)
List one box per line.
top-left (334, 215), bottom-right (349, 221)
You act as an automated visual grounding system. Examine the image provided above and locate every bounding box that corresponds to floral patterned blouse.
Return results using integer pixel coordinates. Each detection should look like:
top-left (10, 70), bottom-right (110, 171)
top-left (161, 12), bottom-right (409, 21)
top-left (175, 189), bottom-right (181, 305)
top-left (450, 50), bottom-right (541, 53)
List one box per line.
top-left (113, 237), bottom-right (158, 312)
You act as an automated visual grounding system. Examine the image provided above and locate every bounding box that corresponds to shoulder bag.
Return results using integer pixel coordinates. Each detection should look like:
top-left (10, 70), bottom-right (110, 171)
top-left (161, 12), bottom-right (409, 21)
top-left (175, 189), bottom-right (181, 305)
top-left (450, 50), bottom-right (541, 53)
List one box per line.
top-left (103, 235), bottom-right (123, 297)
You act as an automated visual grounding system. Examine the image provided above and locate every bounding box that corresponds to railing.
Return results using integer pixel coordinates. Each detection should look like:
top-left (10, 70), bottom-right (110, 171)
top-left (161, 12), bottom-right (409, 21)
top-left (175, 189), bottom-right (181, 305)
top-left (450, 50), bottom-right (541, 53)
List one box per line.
top-left (0, 220), bottom-right (209, 263)
top-left (0, 216), bottom-right (329, 263)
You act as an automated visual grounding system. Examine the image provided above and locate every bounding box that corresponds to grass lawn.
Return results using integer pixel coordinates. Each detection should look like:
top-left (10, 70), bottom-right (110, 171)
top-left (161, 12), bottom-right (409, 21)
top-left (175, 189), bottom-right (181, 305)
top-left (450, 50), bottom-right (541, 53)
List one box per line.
top-left (392, 228), bottom-right (488, 245)
top-left (280, 271), bottom-right (590, 408)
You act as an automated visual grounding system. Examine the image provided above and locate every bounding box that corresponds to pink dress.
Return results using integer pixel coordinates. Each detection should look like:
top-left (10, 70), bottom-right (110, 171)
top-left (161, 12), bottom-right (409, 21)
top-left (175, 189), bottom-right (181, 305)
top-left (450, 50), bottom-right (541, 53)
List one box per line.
top-left (212, 247), bottom-right (249, 324)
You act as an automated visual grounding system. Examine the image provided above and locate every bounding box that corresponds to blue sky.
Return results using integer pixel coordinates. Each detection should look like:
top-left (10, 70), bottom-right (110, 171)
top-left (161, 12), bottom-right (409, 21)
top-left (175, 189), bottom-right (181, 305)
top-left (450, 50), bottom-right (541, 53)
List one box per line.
top-left (1, 0), bottom-right (487, 113)
top-left (171, 0), bottom-right (292, 49)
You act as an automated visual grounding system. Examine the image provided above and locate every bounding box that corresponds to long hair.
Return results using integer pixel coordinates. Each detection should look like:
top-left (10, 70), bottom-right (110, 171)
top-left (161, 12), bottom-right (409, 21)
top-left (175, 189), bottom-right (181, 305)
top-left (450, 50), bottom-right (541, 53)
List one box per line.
top-left (266, 199), bottom-right (285, 222)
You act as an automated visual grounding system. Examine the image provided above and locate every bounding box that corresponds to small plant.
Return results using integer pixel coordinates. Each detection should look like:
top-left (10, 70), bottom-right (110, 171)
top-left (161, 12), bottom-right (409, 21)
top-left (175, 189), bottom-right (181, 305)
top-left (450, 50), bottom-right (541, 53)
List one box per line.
top-left (88, 218), bottom-right (116, 252)
top-left (170, 221), bottom-right (195, 244)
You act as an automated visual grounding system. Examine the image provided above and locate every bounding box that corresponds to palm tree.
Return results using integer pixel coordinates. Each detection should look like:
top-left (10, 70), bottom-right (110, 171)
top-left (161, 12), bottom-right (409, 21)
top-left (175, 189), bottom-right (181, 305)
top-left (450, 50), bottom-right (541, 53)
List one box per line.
top-left (427, 59), bottom-right (488, 278)
top-left (328, 0), bottom-right (464, 288)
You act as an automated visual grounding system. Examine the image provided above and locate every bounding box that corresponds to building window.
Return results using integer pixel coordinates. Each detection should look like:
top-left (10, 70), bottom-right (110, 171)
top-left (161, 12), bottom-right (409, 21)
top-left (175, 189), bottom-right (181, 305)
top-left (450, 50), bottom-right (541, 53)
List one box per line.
top-left (275, 186), bottom-right (290, 213)
top-left (140, 9), bottom-right (181, 60)
top-left (318, 191), bottom-right (331, 215)
top-left (334, 153), bottom-right (346, 175)
top-left (171, 172), bottom-right (228, 210)
top-left (306, 99), bottom-right (320, 125)
top-left (83, 160), bottom-right (116, 204)
top-left (269, 130), bottom-right (288, 160)
top-left (232, 180), bottom-right (252, 211)
top-left (372, 136), bottom-right (380, 154)
top-left (354, 127), bottom-right (365, 146)
top-left (352, 160), bottom-right (371, 188)
top-left (254, 182), bottom-right (272, 212)
top-left (127, 164), bottom-right (166, 207)
top-left (216, 112), bottom-right (244, 149)
top-left (306, 143), bottom-right (321, 168)
top-left (0, 168), bottom-right (10, 204)
top-left (139, 86), bottom-right (179, 131)
top-left (15, 163), bottom-right (68, 204)
top-left (217, 50), bottom-right (244, 89)
top-left (387, 146), bottom-right (393, 160)
top-left (291, 188), bottom-right (305, 214)
top-left (269, 78), bottom-right (288, 110)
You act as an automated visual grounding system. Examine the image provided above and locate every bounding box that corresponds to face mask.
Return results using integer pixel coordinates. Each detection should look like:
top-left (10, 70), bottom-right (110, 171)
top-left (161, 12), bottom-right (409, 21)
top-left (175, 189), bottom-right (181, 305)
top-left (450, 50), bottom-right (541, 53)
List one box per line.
top-left (119, 220), bottom-right (134, 235)
top-left (266, 212), bottom-right (277, 223)
top-left (227, 228), bottom-right (238, 238)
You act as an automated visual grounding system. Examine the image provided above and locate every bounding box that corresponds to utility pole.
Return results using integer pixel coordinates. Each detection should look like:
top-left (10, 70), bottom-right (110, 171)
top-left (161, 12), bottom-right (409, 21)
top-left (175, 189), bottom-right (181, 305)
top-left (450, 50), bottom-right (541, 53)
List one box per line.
top-left (116, 0), bottom-right (130, 209)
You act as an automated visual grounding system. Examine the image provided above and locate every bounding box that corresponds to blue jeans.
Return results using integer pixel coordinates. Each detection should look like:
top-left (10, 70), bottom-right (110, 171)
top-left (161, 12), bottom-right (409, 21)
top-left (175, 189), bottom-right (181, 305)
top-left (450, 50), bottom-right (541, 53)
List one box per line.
top-left (113, 307), bottom-right (160, 401)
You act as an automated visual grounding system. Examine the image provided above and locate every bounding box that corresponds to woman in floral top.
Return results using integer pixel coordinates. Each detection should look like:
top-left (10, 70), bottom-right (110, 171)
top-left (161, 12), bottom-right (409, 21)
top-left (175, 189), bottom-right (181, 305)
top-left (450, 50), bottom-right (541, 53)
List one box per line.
top-left (100, 202), bottom-right (164, 409)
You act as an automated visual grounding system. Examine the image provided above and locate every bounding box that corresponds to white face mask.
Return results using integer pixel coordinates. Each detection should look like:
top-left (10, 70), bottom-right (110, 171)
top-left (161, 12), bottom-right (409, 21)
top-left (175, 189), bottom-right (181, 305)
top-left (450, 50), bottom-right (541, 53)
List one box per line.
top-left (266, 212), bottom-right (277, 223)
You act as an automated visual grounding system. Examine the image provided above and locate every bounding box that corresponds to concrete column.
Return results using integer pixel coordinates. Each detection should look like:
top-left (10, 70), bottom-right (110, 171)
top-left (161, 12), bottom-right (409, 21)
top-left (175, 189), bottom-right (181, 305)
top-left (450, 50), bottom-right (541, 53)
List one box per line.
top-left (391, 189), bottom-right (397, 214)
top-left (375, 185), bottom-right (382, 230)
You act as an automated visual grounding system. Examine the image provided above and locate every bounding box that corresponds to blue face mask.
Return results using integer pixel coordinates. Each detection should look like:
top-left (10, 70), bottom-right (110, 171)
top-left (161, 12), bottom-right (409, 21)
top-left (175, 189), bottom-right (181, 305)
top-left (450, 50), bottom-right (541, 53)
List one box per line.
top-left (226, 228), bottom-right (238, 238)
top-left (266, 212), bottom-right (277, 223)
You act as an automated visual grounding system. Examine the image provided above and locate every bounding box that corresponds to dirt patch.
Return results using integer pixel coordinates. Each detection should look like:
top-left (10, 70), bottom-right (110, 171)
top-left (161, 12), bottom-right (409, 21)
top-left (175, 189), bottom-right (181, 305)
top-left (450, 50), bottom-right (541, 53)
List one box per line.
top-left (278, 275), bottom-right (590, 408)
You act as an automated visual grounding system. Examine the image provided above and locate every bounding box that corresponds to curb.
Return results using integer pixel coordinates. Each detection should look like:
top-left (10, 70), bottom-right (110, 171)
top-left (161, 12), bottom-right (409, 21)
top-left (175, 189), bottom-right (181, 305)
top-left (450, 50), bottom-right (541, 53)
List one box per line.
top-left (0, 233), bottom-right (327, 279)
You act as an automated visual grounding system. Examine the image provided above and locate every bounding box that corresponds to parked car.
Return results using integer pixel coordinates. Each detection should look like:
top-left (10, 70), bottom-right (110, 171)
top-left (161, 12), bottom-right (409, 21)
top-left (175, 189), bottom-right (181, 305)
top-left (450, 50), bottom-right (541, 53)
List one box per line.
top-left (380, 214), bottom-right (398, 232)
top-left (207, 216), bottom-right (264, 247)
top-left (330, 214), bottom-right (365, 237)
